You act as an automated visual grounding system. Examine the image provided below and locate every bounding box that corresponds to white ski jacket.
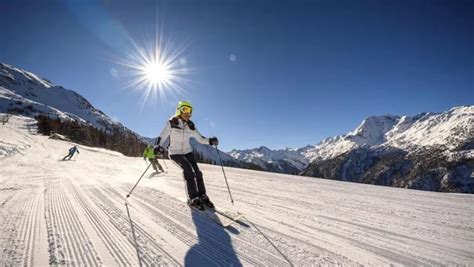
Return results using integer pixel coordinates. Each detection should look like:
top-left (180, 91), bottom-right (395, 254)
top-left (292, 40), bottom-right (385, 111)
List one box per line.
top-left (156, 116), bottom-right (210, 155)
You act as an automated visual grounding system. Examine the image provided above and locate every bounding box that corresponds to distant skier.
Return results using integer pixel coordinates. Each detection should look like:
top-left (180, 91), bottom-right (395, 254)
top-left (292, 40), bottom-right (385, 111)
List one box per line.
top-left (63, 145), bottom-right (79, 160)
top-left (155, 101), bottom-right (219, 210)
top-left (143, 144), bottom-right (164, 173)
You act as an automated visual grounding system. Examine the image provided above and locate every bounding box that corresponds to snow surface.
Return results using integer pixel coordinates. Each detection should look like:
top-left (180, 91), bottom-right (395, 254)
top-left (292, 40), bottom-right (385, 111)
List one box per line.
top-left (1, 114), bottom-right (474, 266)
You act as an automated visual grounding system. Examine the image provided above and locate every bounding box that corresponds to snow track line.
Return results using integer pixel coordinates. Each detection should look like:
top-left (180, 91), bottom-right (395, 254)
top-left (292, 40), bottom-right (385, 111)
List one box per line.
top-left (66, 181), bottom-right (134, 265)
top-left (45, 182), bottom-right (101, 265)
top-left (44, 186), bottom-right (61, 264)
top-left (86, 187), bottom-right (180, 266)
top-left (268, 201), bottom-right (474, 263)
top-left (308, 222), bottom-right (430, 266)
top-left (114, 184), bottom-right (291, 266)
top-left (211, 180), bottom-right (474, 226)
top-left (261, 200), bottom-right (443, 265)
top-left (0, 190), bottom-right (31, 265)
top-left (0, 188), bottom-right (47, 266)
top-left (57, 184), bottom-right (101, 266)
top-left (223, 171), bottom-right (471, 212)
top-left (210, 184), bottom-right (441, 265)
top-left (321, 197), bottom-right (474, 232)
top-left (49, 183), bottom-right (80, 264)
top-left (127, 196), bottom-right (246, 265)
top-left (20, 191), bottom-right (40, 266)
top-left (107, 184), bottom-right (257, 265)
top-left (244, 218), bottom-right (294, 267)
top-left (239, 217), bottom-right (351, 266)
top-left (53, 182), bottom-right (86, 264)
top-left (233, 184), bottom-right (473, 255)
top-left (101, 186), bottom-right (227, 265)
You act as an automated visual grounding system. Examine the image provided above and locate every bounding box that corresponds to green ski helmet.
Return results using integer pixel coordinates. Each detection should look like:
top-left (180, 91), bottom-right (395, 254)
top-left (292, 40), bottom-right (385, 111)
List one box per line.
top-left (175, 101), bottom-right (193, 116)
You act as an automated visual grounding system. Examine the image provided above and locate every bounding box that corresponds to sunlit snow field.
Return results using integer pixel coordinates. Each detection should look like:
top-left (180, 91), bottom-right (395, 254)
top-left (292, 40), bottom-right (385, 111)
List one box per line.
top-left (1, 115), bottom-right (473, 266)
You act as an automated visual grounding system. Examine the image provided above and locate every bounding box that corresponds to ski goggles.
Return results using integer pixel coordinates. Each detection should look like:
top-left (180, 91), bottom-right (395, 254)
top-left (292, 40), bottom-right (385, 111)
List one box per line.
top-left (179, 106), bottom-right (192, 114)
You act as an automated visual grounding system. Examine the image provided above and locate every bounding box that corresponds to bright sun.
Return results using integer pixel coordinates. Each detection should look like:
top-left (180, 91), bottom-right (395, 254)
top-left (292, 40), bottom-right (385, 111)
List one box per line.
top-left (113, 36), bottom-right (190, 107)
top-left (144, 62), bottom-right (170, 84)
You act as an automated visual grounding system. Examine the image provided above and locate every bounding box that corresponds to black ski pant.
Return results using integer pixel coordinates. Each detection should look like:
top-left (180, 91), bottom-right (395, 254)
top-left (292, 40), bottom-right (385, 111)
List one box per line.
top-left (170, 152), bottom-right (206, 199)
top-left (148, 158), bottom-right (164, 172)
top-left (63, 153), bottom-right (74, 160)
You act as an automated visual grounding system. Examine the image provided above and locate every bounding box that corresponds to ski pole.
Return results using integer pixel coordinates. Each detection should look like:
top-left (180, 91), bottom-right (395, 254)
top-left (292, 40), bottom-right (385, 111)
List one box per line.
top-left (215, 146), bottom-right (234, 205)
top-left (126, 163), bottom-right (152, 198)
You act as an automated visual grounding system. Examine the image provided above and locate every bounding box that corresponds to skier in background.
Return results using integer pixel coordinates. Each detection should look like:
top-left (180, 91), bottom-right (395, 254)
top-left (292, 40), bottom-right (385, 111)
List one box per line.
top-left (154, 101), bottom-right (219, 210)
top-left (143, 144), bottom-right (164, 173)
top-left (63, 145), bottom-right (79, 160)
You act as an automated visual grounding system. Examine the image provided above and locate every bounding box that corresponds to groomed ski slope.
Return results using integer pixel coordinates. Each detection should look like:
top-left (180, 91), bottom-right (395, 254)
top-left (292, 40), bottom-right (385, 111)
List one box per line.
top-left (1, 115), bottom-right (474, 266)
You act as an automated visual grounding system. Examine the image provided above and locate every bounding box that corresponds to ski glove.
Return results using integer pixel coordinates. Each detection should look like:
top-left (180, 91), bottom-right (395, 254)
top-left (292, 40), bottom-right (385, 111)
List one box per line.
top-left (153, 145), bottom-right (164, 154)
top-left (209, 137), bottom-right (219, 146)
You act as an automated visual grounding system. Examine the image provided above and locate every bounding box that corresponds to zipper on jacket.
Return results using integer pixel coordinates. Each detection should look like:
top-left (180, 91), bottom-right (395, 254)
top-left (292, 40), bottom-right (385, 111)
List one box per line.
top-left (181, 120), bottom-right (185, 152)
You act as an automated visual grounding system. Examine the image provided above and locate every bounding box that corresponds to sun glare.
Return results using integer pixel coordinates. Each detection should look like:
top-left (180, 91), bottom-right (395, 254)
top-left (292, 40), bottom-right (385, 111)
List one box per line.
top-left (144, 62), bottom-right (170, 84)
top-left (113, 35), bottom-right (190, 107)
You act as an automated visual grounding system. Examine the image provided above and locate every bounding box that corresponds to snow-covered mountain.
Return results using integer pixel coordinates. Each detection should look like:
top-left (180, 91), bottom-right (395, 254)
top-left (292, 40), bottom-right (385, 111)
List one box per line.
top-left (227, 115), bottom-right (410, 172)
top-left (303, 106), bottom-right (473, 162)
top-left (230, 106), bottom-right (474, 192)
top-left (232, 107), bottom-right (473, 166)
top-left (229, 145), bottom-right (310, 174)
top-left (0, 63), bottom-right (126, 131)
top-left (301, 106), bottom-right (474, 193)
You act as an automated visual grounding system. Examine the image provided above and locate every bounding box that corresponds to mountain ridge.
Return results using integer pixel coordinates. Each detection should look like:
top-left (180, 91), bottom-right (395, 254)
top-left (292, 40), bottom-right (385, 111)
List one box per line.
top-left (0, 62), bottom-right (121, 131)
top-left (231, 106), bottom-right (473, 165)
top-left (230, 105), bottom-right (474, 192)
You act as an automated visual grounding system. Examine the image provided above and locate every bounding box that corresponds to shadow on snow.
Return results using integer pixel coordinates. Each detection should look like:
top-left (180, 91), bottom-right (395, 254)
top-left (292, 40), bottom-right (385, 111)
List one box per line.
top-left (185, 209), bottom-right (242, 266)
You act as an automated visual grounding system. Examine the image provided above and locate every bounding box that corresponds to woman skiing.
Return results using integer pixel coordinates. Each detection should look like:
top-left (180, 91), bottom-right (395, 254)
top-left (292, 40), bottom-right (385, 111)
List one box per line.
top-left (155, 101), bottom-right (219, 210)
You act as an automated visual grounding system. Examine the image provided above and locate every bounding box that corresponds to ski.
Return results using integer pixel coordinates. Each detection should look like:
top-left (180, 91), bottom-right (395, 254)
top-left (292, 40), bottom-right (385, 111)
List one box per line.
top-left (204, 207), bottom-right (244, 228)
top-left (189, 206), bottom-right (244, 228)
top-left (148, 171), bottom-right (166, 178)
top-left (207, 207), bottom-right (244, 224)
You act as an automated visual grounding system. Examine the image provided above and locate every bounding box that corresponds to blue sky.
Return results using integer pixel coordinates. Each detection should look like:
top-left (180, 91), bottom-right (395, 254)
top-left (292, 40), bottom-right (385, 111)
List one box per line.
top-left (1, 0), bottom-right (473, 152)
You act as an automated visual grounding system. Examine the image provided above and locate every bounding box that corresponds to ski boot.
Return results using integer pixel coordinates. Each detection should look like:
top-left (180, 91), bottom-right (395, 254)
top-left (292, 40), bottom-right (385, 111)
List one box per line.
top-left (200, 194), bottom-right (215, 209)
top-left (187, 197), bottom-right (204, 211)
